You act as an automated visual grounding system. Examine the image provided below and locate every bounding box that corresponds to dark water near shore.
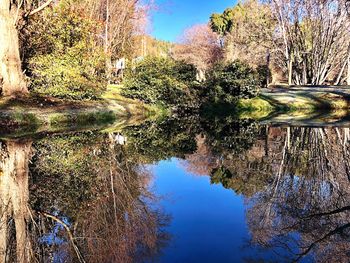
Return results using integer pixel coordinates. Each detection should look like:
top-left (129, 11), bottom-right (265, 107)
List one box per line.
top-left (0, 115), bottom-right (349, 262)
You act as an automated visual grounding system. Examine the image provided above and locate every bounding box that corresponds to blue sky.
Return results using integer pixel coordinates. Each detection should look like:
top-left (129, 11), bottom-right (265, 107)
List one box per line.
top-left (151, 0), bottom-right (236, 42)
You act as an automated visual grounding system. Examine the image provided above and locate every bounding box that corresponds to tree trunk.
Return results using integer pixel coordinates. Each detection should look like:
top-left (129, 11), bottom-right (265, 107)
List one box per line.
top-left (335, 59), bottom-right (347, 85)
top-left (288, 57), bottom-right (293, 86)
top-left (104, 0), bottom-right (113, 83)
top-left (266, 49), bottom-right (271, 87)
top-left (347, 57), bottom-right (350, 86)
top-left (0, 0), bottom-right (28, 97)
top-left (196, 69), bottom-right (206, 82)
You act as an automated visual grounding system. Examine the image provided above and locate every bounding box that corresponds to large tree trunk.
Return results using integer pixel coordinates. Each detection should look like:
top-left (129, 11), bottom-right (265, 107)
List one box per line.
top-left (0, 0), bottom-right (28, 97)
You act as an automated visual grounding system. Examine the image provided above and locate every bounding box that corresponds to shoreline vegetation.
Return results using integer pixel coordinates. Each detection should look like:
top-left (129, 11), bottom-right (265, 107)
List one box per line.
top-left (2, 83), bottom-right (350, 138)
top-left (236, 86), bottom-right (350, 118)
top-left (1, 0), bottom-right (350, 136)
top-left (0, 85), bottom-right (167, 137)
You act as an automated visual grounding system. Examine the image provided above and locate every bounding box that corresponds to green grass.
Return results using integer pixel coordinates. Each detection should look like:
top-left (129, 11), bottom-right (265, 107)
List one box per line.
top-left (236, 97), bottom-right (274, 119)
top-left (259, 90), bottom-right (350, 110)
top-left (0, 85), bottom-right (170, 137)
top-left (103, 84), bottom-right (170, 118)
top-left (236, 97), bottom-right (274, 111)
top-left (235, 90), bottom-right (350, 120)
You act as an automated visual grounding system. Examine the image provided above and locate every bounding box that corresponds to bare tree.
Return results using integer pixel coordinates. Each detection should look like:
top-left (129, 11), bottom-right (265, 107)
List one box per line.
top-left (270, 0), bottom-right (350, 85)
top-left (83, 0), bottom-right (153, 78)
top-left (173, 24), bottom-right (222, 81)
top-left (224, 0), bottom-right (276, 68)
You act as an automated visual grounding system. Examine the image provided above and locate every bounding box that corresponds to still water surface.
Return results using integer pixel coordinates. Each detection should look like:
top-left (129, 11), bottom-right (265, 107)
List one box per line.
top-left (0, 116), bottom-right (348, 262)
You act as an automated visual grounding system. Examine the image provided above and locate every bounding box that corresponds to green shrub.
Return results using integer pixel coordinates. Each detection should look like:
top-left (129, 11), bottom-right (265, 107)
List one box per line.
top-left (29, 47), bottom-right (106, 100)
top-left (122, 57), bottom-right (199, 107)
top-left (205, 60), bottom-right (261, 103)
top-left (27, 1), bottom-right (107, 100)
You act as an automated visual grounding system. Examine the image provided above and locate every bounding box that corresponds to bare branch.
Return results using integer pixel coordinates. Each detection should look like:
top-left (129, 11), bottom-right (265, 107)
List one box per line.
top-left (28, 0), bottom-right (54, 16)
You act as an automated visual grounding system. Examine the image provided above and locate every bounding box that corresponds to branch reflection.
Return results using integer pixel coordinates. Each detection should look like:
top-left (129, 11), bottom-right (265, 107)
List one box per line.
top-left (0, 133), bottom-right (169, 263)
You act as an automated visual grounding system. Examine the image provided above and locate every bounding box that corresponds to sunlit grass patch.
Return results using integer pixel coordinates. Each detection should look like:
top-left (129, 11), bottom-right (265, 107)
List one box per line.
top-left (103, 84), bottom-right (170, 118)
top-left (237, 96), bottom-right (273, 111)
top-left (261, 90), bottom-right (350, 111)
top-left (235, 97), bottom-right (273, 119)
top-left (236, 90), bottom-right (350, 120)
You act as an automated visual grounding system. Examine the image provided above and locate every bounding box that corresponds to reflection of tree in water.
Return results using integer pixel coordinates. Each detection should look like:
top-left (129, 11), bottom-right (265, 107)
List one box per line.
top-left (122, 116), bottom-right (199, 163)
top-left (0, 117), bottom-right (343, 262)
top-left (243, 127), bottom-right (350, 262)
top-left (201, 117), bottom-right (260, 156)
top-left (180, 134), bottom-right (218, 176)
top-left (177, 119), bottom-right (350, 261)
top-left (184, 118), bottom-right (269, 196)
top-left (0, 132), bottom-right (169, 263)
top-left (0, 139), bottom-right (32, 262)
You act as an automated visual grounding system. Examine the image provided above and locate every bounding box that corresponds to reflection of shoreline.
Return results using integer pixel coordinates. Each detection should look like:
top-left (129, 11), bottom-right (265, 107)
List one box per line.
top-left (260, 109), bottom-right (350, 128)
top-left (0, 133), bottom-right (170, 263)
top-left (1, 115), bottom-right (350, 262)
top-left (0, 113), bottom-right (148, 140)
top-left (182, 126), bottom-right (350, 262)
top-left (122, 116), bottom-right (350, 261)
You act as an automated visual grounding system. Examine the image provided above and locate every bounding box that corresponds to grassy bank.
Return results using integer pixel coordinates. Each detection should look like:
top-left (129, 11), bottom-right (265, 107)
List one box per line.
top-left (102, 85), bottom-right (170, 118)
top-left (0, 85), bottom-right (171, 137)
top-left (2, 85), bottom-right (350, 136)
top-left (236, 87), bottom-right (350, 119)
top-left (0, 86), bottom-right (168, 137)
top-left (236, 97), bottom-right (275, 119)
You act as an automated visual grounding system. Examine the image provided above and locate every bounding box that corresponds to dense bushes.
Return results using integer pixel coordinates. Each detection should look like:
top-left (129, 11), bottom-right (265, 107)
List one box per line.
top-left (122, 57), bottom-right (261, 109)
top-left (204, 61), bottom-right (261, 104)
top-left (25, 1), bottom-right (107, 100)
top-left (122, 57), bottom-right (199, 107)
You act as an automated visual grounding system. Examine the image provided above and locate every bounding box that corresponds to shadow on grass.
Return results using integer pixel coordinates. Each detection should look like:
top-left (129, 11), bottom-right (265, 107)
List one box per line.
top-left (267, 86), bottom-right (350, 109)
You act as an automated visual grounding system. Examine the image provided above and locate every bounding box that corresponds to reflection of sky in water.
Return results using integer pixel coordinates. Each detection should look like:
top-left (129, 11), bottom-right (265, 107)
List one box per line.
top-left (3, 124), bottom-right (345, 262)
top-left (39, 212), bottom-right (70, 263)
top-left (151, 158), bottom-right (312, 263)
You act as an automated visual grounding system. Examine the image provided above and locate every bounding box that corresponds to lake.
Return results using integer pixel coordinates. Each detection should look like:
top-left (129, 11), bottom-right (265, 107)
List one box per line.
top-left (0, 115), bottom-right (348, 262)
